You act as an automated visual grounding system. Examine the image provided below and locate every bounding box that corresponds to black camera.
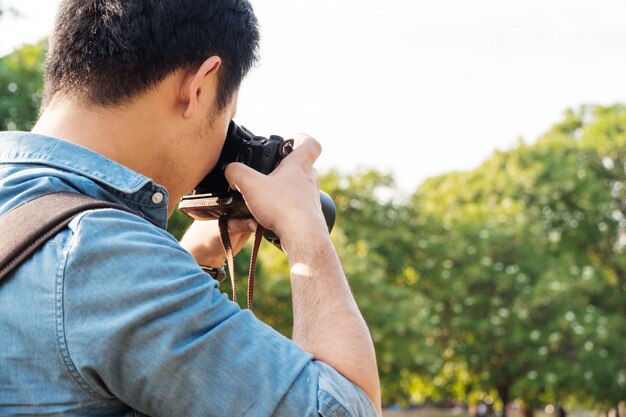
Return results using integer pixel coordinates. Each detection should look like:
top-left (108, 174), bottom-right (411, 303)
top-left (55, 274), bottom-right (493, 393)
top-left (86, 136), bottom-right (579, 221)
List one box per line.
top-left (179, 121), bottom-right (336, 248)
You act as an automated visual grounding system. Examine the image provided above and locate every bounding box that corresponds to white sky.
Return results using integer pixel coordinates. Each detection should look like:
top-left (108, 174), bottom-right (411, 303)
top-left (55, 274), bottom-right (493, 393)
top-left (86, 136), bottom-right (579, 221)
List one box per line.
top-left (1, 0), bottom-right (625, 193)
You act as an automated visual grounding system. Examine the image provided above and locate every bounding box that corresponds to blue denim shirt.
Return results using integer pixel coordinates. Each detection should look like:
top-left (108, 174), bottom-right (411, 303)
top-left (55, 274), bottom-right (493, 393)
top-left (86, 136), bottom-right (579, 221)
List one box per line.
top-left (0, 132), bottom-right (377, 417)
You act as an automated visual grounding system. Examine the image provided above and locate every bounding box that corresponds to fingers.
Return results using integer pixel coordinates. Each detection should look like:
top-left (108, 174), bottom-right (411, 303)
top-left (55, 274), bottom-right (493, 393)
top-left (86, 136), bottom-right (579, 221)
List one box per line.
top-left (228, 218), bottom-right (257, 233)
top-left (224, 162), bottom-right (265, 193)
top-left (290, 134), bottom-right (322, 166)
top-left (225, 135), bottom-right (321, 190)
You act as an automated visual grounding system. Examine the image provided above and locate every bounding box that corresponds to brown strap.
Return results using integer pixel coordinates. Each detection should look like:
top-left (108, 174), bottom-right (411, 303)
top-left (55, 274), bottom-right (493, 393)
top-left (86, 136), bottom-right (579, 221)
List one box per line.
top-left (218, 216), bottom-right (237, 303)
top-left (247, 225), bottom-right (265, 310)
top-left (0, 192), bottom-right (134, 283)
top-left (218, 217), bottom-right (265, 310)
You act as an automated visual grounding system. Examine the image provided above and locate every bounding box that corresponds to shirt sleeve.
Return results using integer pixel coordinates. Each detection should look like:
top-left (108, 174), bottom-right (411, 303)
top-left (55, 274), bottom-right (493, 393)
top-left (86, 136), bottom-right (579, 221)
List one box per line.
top-left (274, 360), bottom-right (378, 417)
top-left (59, 209), bottom-right (377, 417)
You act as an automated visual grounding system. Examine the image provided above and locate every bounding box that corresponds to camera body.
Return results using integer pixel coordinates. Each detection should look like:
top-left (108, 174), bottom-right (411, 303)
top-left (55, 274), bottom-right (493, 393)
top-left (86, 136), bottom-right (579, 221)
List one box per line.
top-left (179, 121), bottom-right (336, 247)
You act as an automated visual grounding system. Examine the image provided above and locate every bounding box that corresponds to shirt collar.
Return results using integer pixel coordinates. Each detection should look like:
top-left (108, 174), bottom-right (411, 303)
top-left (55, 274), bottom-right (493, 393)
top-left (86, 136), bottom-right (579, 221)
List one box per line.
top-left (0, 131), bottom-right (170, 228)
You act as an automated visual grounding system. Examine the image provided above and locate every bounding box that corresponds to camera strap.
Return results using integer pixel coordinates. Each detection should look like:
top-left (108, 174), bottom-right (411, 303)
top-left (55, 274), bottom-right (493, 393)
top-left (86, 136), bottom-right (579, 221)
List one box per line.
top-left (0, 192), bottom-right (135, 283)
top-left (218, 216), bottom-right (265, 310)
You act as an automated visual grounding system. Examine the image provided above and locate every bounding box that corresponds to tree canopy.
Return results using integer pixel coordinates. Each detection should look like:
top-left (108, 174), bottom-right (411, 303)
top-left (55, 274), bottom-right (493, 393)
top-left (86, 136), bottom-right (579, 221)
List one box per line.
top-left (0, 39), bottom-right (45, 130)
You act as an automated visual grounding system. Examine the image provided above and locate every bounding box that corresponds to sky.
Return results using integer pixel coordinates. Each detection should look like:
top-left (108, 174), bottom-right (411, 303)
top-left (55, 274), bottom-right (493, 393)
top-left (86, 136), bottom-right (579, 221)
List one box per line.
top-left (1, 0), bottom-right (625, 193)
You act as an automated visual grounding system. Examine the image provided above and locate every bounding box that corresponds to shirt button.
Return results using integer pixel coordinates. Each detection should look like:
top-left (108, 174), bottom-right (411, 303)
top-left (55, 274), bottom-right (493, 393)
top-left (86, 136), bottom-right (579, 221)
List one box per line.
top-left (152, 192), bottom-right (164, 204)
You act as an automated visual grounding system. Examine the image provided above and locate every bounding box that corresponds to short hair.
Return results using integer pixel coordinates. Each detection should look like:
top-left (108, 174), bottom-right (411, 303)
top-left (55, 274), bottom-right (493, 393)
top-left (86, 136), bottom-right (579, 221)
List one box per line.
top-left (43, 0), bottom-right (259, 112)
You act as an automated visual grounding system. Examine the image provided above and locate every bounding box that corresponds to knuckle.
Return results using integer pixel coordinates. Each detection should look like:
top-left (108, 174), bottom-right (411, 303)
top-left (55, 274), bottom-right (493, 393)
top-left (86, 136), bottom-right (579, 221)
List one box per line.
top-left (311, 138), bottom-right (322, 153)
top-left (293, 132), bottom-right (313, 143)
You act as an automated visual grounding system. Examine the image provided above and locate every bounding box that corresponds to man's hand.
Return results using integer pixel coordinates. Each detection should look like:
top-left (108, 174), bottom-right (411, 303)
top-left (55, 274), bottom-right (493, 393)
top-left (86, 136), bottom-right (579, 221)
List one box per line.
top-left (224, 135), bottom-right (327, 254)
top-left (180, 134), bottom-right (322, 266)
top-left (179, 218), bottom-right (256, 268)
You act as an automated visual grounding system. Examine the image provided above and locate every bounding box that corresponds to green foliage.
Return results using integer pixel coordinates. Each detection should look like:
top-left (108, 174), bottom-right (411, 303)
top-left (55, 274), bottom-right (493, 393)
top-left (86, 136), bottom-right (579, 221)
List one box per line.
top-left (320, 170), bottom-right (439, 404)
top-left (0, 40), bottom-right (46, 131)
top-left (405, 104), bottom-right (626, 411)
top-left (167, 207), bottom-right (194, 240)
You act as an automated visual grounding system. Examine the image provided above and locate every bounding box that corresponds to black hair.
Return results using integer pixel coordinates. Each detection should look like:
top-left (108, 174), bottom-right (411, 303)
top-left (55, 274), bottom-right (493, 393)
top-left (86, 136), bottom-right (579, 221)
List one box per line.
top-left (43, 0), bottom-right (259, 112)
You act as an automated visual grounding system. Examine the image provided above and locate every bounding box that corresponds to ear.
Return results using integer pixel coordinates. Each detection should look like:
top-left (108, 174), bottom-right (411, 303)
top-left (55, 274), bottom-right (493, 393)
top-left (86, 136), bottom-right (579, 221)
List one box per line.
top-left (180, 56), bottom-right (222, 119)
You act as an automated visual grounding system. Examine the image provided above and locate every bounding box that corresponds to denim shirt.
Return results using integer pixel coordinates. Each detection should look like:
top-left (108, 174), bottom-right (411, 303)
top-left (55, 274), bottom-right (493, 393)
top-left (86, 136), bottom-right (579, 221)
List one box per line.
top-left (0, 132), bottom-right (377, 417)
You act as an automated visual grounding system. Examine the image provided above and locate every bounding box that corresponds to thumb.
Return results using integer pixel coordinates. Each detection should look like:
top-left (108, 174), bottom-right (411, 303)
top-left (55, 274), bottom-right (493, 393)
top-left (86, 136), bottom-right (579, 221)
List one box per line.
top-left (224, 162), bottom-right (264, 193)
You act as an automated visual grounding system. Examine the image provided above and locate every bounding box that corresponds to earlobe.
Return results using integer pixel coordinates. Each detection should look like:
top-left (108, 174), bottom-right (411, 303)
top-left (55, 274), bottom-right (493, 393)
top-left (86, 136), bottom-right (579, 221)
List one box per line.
top-left (181, 56), bottom-right (222, 119)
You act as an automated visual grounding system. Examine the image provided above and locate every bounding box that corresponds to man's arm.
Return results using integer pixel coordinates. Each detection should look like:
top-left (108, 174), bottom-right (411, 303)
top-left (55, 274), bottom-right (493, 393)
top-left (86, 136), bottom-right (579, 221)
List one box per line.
top-left (225, 136), bottom-right (382, 416)
top-left (287, 231), bottom-right (382, 416)
top-left (179, 217), bottom-right (256, 267)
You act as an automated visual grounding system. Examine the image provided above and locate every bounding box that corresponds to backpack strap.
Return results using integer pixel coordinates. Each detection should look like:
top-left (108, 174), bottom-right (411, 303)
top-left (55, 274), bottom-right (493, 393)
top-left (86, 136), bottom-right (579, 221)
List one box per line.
top-left (0, 192), bottom-right (135, 283)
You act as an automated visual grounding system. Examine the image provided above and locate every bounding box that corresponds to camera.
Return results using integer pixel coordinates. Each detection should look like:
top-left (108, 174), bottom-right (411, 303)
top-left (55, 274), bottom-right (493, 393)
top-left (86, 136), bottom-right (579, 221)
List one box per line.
top-left (179, 121), bottom-right (336, 248)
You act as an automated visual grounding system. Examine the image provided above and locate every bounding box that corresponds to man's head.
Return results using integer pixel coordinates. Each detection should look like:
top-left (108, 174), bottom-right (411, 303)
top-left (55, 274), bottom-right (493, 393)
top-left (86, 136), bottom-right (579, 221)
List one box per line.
top-left (34, 0), bottom-right (260, 212)
top-left (43, 0), bottom-right (259, 113)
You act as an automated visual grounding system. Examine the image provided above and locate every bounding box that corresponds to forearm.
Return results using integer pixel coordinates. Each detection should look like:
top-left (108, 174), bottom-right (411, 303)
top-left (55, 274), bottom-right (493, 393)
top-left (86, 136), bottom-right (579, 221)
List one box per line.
top-left (285, 232), bottom-right (382, 416)
top-left (179, 219), bottom-right (254, 268)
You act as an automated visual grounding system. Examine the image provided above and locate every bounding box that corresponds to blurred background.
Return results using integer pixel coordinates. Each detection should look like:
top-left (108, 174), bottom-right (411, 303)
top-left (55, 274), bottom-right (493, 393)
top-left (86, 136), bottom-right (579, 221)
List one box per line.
top-left (1, 1), bottom-right (624, 416)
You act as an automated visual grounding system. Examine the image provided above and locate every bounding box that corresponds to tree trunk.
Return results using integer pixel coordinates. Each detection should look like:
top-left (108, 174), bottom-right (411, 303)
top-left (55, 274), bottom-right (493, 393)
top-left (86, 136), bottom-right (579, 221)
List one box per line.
top-left (522, 402), bottom-right (534, 417)
top-left (497, 385), bottom-right (510, 417)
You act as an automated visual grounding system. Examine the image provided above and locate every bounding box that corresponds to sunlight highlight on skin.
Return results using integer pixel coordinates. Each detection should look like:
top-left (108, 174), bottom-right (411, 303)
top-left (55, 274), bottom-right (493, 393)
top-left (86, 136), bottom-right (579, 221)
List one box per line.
top-left (291, 262), bottom-right (312, 277)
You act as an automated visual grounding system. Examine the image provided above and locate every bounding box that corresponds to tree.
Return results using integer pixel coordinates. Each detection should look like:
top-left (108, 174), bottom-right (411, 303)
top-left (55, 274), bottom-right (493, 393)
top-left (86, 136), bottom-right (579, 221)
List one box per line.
top-left (407, 105), bottom-right (626, 415)
top-left (0, 39), bottom-right (46, 131)
top-left (319, 170), bottom-right (440, 405)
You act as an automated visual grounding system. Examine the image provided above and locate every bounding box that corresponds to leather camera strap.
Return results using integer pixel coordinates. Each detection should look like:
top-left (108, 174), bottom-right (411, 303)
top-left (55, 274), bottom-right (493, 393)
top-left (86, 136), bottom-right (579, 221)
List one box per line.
top-left (218, 216), bottom-right (265, 310)
top-left (247, 224), bottom-right (265, 310)
top-left (0, 192), bottom-right (134, 283)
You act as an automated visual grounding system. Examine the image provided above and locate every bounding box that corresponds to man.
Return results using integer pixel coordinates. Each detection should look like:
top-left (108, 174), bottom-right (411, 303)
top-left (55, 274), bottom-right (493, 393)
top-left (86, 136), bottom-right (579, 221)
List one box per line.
top-left (0, 1), bottom-right (381, 416)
